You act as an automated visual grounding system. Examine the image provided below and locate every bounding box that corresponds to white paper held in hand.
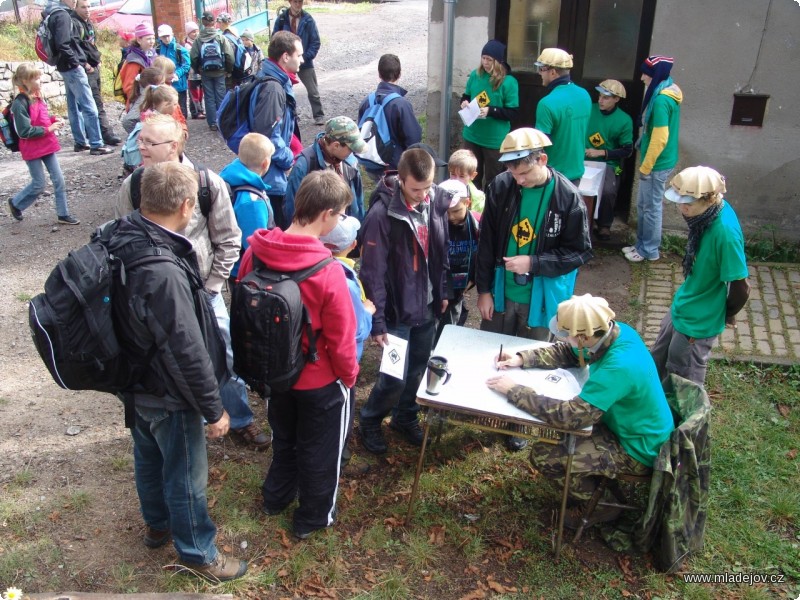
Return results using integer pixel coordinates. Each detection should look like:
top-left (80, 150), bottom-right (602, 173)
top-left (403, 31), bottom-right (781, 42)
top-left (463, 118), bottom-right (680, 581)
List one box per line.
top-left (379, 333), bottom-right (408, 380)
top-left (458, 98), bottom-right (481, 127)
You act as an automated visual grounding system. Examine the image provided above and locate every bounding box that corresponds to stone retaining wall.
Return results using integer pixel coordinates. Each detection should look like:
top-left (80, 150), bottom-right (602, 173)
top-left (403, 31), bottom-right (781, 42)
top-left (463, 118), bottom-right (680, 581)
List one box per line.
top-left (0, 61), bottom-right (66, 107)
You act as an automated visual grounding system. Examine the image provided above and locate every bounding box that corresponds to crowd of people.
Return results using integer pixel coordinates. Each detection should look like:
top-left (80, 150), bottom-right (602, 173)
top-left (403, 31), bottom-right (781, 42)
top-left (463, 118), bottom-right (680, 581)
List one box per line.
top-left (5, 5), bottom-right (750, 584)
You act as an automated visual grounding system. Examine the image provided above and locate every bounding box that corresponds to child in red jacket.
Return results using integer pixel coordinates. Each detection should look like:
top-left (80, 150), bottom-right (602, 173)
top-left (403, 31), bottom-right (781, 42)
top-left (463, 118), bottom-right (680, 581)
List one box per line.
top-left (237, 170), bottom-right (358, 541)
top-left (7, 63), bottom-right (78, 225)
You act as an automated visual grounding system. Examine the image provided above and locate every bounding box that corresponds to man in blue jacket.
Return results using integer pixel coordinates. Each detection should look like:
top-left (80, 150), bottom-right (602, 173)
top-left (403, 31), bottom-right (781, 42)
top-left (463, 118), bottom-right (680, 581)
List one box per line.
top-left (284, 116), bottom-right (366, 223)
top-left (252, 30), bottom-right (302, 230)
top-left (357, 54), bottom-right (422, 182)
top-left (156, 24), bottom-right (191, 119)
top-left (273, 0), bottom-right (324, 125)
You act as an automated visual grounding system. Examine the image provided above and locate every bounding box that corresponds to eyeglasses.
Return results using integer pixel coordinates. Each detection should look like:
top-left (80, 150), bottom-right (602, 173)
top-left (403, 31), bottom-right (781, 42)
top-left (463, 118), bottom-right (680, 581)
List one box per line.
top-left (537, 65), bottom-right (553, 74)
top-left (136, 138), bottom-right (176, 148)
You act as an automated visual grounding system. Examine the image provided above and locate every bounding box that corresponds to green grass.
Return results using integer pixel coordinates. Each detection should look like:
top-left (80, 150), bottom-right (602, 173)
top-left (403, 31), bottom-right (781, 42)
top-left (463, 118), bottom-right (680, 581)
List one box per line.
top-left (661, 229), bottom-right (800, 263)
top-left (15, 292), bottom-right (32, 302)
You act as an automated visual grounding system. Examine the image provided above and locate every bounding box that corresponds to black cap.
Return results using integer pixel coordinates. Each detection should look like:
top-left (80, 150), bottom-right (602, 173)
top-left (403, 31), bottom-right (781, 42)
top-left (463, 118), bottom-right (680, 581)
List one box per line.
top-left (406, 142), bottom-right (447, 167)
top-left (201, 10), bottom-right (215, 22)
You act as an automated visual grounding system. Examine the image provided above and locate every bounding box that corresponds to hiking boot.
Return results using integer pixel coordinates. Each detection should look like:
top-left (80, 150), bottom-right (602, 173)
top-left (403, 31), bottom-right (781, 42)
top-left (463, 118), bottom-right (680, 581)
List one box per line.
top-left (596, 227), bottom-right (611, 241)
top-left (74, 143), bottom-right (90, 152)
top-left (340, 445), bottom-right (352, 468)
top-left (261, 503), bottom-right (287, 516)
top-left (504, 436), bottom-right (528, 452)
top-left (143, 526), bottom-right (170, 548)
top-left (179, 552), bottom-right (248, 582)
top-left (209, 124), bottom-right (219, 131)
top-left (359, 425), bottom-right (387, 454)
top-left (388, 419), bottom-right (424, 447)
top-left (563, 504), bottom-right (622, 530)
top-left (57, 215), bottom-right (80, 225)
top-left (231, 423), bottom-right (271, 450)
top-left (103, 134), bottom-right (122, 146)
top-left (89, 145), bottom-right (114, 155)
top-left (8, 198), bottom-right (22, 221)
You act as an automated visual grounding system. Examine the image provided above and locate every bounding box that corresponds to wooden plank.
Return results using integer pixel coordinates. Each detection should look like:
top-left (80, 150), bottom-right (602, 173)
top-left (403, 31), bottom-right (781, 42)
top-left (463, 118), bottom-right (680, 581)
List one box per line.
top-left (26, 595), bottom-right (234, 599)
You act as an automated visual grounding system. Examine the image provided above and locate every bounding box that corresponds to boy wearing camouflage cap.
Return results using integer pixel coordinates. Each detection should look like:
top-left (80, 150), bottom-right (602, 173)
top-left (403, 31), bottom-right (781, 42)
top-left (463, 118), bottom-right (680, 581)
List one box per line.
top-left (488, 294), bottom-right (673, 528)
top-left (285, 116), bottom-right (366, 223)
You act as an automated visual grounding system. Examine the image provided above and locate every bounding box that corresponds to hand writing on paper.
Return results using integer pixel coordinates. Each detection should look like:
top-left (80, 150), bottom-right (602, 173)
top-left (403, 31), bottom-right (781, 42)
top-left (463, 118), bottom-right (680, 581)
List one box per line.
top-left (486, 375), bottom-right (517, 396)
top-left (495, 353), bottom-right (522, 370)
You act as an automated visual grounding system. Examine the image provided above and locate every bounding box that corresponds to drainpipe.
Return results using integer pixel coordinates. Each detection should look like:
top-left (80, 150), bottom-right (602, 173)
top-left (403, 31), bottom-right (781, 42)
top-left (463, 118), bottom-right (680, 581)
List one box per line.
top-left (438, 0), bottom-right (457, 180)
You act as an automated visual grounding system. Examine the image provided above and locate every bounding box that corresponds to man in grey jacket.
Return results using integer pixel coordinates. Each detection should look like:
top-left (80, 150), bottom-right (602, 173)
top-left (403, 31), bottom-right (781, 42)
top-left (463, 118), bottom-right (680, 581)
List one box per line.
top-left (115, 114), bottom-right (270, 450)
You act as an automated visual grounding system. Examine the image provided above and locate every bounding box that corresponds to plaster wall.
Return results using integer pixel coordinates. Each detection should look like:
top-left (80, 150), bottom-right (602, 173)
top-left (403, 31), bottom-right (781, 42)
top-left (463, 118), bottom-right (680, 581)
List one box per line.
top-left (426, 0), bottom-right (496, 153)
top-left (650, 0), bottom-right (800, 241)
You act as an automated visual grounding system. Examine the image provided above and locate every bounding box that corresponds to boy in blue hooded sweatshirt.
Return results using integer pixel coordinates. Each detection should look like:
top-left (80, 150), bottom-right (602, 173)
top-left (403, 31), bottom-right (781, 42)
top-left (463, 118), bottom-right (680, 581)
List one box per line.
top-left (219, 132), bottom-right (275, 291)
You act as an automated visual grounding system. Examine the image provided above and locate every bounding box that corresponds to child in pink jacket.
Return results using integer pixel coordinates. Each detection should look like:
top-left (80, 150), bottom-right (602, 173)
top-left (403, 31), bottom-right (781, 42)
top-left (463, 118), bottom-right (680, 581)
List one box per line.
top-left (7, 63), bottom-right (78, 225)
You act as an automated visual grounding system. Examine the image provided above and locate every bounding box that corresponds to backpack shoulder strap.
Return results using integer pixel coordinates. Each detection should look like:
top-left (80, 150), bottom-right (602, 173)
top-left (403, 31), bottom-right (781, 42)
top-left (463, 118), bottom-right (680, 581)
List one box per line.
top-left (193, 164), bottom-right (212, 218)
top-left (130, 167), bottom-right (145, 210)
top-left (233, 184), bottom-right (268, 201)
top-left (291, 257), bottom-right (335, 283)
top-left (291, 256), bottom-right (334, 362)
top-left (379, 92), bottom-right (401, 106)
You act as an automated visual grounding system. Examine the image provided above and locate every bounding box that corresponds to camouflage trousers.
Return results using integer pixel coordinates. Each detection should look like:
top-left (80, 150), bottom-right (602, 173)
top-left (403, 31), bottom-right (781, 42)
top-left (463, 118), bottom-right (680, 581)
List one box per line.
top-left (529, 423), bottom-right (651, 501)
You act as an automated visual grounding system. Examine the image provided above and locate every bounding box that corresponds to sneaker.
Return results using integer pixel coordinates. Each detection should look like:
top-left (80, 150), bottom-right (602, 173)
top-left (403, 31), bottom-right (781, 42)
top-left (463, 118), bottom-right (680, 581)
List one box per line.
top-left (57, 215), bottom-right (80, 225)
top-left (622, 245), bottom-right (637, 255)
top-left (564, 504), bottom-right (622, 530)
top-left (504, 435), bottom-right (528, 452)
top-left (261, 503), bottom-right (287, 516)
top-left (179, 552), bottom-right (247, 582)
top-left (388, 419), bottom-right (424, 447)
top-left (231, 423), bottom-right (271, 450)
top-left (89, 145), bottom-right (114, 155)
top-left (625, 250), bottom-right (658, 263)
top-left (73, 143), bottom-right (90, 152)
top-left (8, 198), bottom-right (23, 221)
top-left (143, 526), bottom-right (170, 548)
top-left (103, 134), bottom-right (122, 146)
top-left (359, 425), bottom-right (387, 454)
top-left (209, 124), bottom-right (218, 131)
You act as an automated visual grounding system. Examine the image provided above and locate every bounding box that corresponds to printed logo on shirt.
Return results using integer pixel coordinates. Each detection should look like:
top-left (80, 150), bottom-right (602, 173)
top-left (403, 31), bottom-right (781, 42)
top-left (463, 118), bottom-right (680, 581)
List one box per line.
top-left (589, 132), bottom-right (605, 148)
top-left (512, 217), bottom-right (535, 249)
top-left (475, 90), bottom-right (490, 108)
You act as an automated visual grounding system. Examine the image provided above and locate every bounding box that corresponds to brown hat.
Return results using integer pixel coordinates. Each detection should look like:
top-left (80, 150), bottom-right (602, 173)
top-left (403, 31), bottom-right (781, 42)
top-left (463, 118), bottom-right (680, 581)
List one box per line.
top-left (498, 128), bottom-right (552, 162)
top-left (535, 48), bottom-right (573, 69)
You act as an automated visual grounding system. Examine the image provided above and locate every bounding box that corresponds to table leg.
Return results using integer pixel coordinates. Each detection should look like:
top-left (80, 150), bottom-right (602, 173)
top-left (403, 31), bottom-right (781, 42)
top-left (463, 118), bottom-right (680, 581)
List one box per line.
top-left (406, 412), bottom-right (433, 523)
top-left (554, 433), bottom-right (577, 560)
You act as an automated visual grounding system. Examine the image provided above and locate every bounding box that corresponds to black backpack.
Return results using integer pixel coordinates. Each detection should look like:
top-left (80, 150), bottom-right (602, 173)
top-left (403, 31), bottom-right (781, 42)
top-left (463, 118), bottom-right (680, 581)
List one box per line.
top-left (231, 255), bottom-right (333, 397)
top-left (0, 96), bottom-right (28, 152)
top-left (29, 221), bottom-right (228, 423)
top-left (129, 164), bottom-right (213, 218)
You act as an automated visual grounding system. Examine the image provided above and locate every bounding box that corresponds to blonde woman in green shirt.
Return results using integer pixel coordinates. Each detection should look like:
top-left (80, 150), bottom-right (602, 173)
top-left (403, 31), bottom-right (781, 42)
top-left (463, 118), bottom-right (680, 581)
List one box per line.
top-left (461, 40), bottom-right (519, 191)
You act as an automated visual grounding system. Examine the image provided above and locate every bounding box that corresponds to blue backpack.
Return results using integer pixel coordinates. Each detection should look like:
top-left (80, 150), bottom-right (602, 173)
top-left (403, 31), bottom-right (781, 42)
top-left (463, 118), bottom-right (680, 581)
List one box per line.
top-left (120, 122), bottom-right (143, 174)
top-left (223, 30), bottom-right (253, 81)
top-left (200, 37), bottom-right (225, 72)
top-left (356, 92), bottom-right (400, 169)
top-left (216, 76), bottom-right (276, 153)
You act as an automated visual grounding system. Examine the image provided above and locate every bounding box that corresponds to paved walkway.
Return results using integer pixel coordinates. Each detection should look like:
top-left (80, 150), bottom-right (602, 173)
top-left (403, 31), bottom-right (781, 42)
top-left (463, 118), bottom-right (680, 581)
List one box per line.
top-left (638, 262), bottom-right (800, 365)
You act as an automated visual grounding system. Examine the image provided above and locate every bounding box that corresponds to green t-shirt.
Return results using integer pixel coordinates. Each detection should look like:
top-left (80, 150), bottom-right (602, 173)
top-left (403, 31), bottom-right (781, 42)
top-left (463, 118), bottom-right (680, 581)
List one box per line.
top-left (504, 178), bottom-right (554, 303)
top-left (585, 104), bottom-right (634, 172)
top-left (640, 91), bottom-right (681, 172)
top-left (462, 70), bottom-right (519, 149)
top-left (578, 322), bottom-right (674, 467)
top-left (535, 82), bottom-right (591, 181)
top-left (671, 201), bottom-right (749, 338)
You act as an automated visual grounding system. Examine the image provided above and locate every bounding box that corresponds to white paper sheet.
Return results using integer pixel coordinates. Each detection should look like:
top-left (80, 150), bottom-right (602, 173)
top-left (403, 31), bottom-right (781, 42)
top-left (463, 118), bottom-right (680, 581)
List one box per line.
top-left (379, 333), bottom-right (408, 380)
top-left (458, 98), bottom-right (481, 127)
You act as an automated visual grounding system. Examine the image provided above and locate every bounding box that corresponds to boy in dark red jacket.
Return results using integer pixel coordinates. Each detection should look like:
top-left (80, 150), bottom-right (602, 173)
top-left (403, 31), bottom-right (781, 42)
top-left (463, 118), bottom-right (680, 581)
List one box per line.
top-left (237, 170), bottom-right (358, 540)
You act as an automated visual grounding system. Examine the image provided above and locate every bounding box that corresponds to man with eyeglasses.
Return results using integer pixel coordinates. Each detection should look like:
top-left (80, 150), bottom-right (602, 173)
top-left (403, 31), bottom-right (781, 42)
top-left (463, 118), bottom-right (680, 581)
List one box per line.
top-left (533, 48), bottom-right (591, 185)
top-left (357, 148), bottom-right (451, 454)
top-left (115, 114), bottom-right (271, 452)
top-left (475, 127), bottom-right (593, 451)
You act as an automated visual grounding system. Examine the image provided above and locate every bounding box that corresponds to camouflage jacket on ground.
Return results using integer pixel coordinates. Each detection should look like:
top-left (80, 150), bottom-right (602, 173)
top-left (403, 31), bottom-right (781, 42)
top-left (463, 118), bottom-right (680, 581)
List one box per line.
top-left (601, 374), bottom-right (711, 573)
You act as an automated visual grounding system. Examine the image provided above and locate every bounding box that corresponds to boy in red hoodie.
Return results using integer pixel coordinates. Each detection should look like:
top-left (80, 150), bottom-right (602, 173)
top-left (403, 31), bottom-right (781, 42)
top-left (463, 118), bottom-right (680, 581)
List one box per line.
top-left (237, 170), bottom-right (359, 540)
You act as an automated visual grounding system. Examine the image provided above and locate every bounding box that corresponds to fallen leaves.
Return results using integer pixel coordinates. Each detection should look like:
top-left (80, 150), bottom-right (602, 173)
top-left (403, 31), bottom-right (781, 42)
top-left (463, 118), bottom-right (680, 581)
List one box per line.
top-left (428, 524), bottom-right (445, 545)
top-left (777, 404), bottom-right (791, 418)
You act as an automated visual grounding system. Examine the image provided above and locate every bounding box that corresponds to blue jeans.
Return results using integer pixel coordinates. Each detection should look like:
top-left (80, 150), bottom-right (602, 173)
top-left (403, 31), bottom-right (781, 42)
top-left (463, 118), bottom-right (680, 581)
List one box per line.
top-left (210, 292), bottom-right (254, 430)
top-left (360, 312), bottom-right (436, 427)
top-left (132, 406), bottom-right (218, 565)
top-left (201, 74), bottom-right (227, 127)
top-left (60, 66), bottom-right (103, 148)
top-left (12, 153), bottom-right (68, 217)
top-left (635, 168), bottom-right (672, 260)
